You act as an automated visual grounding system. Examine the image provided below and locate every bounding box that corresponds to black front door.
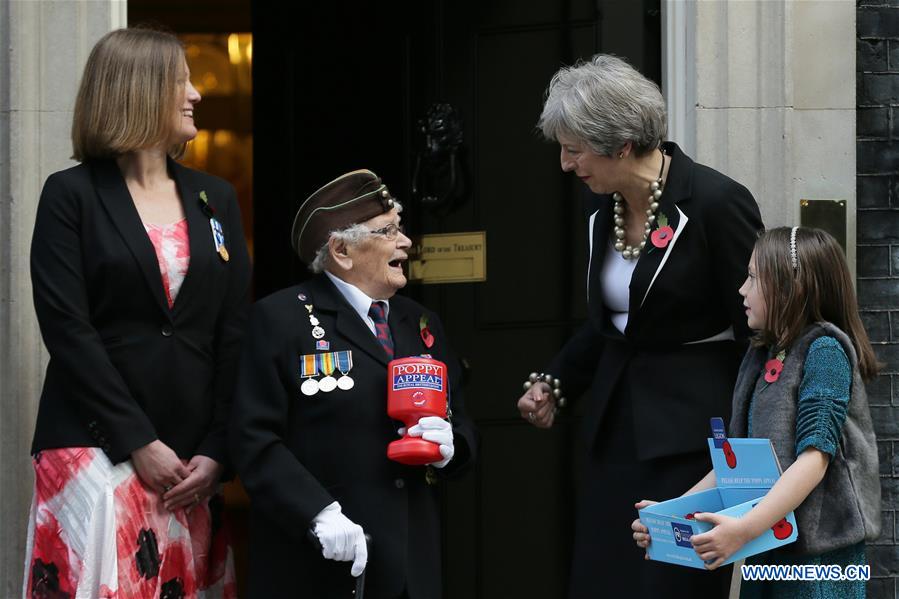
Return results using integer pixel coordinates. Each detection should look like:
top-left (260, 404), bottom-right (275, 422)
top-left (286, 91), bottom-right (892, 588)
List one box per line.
top-left (253, 2), bottom-right (661, 596)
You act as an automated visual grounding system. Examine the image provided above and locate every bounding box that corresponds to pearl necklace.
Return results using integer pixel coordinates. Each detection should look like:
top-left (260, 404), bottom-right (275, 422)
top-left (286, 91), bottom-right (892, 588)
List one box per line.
top-left (612, 149), bottom-right (666, 260)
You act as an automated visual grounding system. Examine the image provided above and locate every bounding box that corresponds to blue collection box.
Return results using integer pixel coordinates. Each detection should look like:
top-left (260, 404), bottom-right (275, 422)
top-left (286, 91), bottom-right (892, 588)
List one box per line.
top-left (637, 421), bottom-right (798, 569)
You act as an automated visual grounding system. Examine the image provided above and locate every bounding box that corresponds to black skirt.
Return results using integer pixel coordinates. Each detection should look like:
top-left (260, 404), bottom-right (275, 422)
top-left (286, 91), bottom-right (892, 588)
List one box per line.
top-left (567, 374), bottom-right (732, 599)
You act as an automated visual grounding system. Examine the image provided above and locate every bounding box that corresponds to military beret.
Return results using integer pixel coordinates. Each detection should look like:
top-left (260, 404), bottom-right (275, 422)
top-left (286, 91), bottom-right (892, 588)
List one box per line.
top-left (291, 169), bottom-right (396, 264)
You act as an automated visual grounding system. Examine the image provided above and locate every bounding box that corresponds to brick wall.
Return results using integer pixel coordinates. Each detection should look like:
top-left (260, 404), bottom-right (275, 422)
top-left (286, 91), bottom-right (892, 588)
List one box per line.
top-left (858, 2), bottom-right (899, 597)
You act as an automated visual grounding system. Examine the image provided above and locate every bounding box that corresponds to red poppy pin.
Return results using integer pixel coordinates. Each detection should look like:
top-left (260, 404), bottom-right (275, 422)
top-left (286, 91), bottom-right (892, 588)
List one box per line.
top-left (763, 350), bottom-right (787, 383)
top-left (419, 315), bottom-right (435, 349)
top-left (650, 212), bottom-right (674, 249)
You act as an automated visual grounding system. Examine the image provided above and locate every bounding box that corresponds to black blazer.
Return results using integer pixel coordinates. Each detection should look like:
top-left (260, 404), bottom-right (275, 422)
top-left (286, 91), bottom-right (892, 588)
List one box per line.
top-left (30, 158), bottom-right (251, 467)
top-left (549, 142), bottom-right (764, 458)
top-left (230, 274), bottom-right (477, 599)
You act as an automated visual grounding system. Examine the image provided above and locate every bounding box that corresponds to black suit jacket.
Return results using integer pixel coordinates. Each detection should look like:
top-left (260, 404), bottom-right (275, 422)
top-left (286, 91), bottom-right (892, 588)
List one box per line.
top-left (230, 274), bottom-right (477, 599)
top-left (549, 142), bottom-right (764, 458)
top-left (30, 158), bottom-right (251, 467)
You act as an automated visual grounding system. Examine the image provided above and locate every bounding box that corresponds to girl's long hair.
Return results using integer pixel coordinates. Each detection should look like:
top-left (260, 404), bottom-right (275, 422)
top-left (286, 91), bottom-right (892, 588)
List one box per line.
top-left (753, 227), bottom-right (879, 381)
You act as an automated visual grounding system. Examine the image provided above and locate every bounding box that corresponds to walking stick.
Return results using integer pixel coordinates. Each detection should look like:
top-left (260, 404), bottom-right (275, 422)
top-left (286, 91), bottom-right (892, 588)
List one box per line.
top-left (307, 529), bottom-right (372, 598)
top-left (353, 534), bottom-right (371, 599)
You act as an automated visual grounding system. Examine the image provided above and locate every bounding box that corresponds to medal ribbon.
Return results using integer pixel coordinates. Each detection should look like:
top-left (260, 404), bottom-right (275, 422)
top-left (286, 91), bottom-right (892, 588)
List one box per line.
top-left (300, 354), bottom-right (318, 378)
top-left (335, 350), bottom-right (353, 374)
top-left (210, 218), bottom-right (225, 250)
top-left (316, 352), bottom-right (336, 376)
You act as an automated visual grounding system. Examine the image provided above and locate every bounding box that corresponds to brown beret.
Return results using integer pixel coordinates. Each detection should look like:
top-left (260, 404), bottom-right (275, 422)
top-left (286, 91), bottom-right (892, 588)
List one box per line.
top-left (291, 169), bottom-right (396, 264)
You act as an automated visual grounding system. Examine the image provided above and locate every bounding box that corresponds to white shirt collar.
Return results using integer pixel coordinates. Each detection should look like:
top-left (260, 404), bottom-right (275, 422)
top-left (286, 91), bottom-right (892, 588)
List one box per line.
top-left (324, 270), bottom-right (389, 335)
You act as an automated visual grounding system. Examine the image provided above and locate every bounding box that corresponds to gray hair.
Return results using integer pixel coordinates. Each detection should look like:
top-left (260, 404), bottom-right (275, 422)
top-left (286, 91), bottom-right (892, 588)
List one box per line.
top-left (309, 201), bottom-right (403, 274)
top-left (537, 54), bottom-right (667, 157)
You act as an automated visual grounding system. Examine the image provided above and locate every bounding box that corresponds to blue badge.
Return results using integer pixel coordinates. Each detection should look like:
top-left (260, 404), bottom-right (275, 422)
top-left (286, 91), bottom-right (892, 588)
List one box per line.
top-left (671, 522), bottom-right (694, 548)
top-left (710, 417), bottom-right (727, 448)
top-left (210, 217), bottom-right (229, 261)
top-left (316, 340), bottom-right (330, 351)
top-left (210, 217), bottom-right (225, 247)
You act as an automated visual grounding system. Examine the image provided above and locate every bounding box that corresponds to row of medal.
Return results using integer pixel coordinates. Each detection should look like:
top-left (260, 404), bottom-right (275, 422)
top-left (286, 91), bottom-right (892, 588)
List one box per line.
top-left (300, 350), bottom-right (355, 396)
top-left (298, 295), bottom-right (355, 396)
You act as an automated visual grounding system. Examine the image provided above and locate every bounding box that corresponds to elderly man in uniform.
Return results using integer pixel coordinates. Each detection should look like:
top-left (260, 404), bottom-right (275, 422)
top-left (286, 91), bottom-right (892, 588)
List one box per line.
top-left (231, 169), bottom-right (477, 599)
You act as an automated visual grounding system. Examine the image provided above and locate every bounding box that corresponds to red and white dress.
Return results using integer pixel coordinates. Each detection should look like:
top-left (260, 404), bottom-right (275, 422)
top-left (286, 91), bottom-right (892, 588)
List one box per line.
top-left (144, 218), bottom-right (191, 309)
top-left (23, 220), bottom-right (236, 599)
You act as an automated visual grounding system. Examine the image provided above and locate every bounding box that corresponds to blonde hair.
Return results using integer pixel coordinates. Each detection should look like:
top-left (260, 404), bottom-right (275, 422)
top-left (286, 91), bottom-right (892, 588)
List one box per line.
top-left (753, 227), bottom-right (879, 381)
top-left (72, 27), bottom-right (187, 161)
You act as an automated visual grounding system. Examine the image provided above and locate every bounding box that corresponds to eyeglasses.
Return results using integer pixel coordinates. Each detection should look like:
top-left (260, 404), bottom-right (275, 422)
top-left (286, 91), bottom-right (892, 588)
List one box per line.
top-left (368, 223), bottom-right (405, 240)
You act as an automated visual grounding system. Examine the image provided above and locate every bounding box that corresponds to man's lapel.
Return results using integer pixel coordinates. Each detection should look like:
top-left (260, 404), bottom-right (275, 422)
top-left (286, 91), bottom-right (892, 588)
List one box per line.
top-left (389, 300), bottom-right (422, 359)
top-left (311, 275), bottom-right (391, 367)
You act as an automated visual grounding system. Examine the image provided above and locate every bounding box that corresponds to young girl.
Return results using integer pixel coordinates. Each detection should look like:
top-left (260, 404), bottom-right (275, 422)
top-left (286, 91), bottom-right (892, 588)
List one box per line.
top-left (632, 226), bottom-right (881, 598)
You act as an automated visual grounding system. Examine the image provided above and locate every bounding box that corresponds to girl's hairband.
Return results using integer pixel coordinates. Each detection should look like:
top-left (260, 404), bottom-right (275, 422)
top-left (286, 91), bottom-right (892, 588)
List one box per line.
top-left (789, 226), bottom-right (799, 271)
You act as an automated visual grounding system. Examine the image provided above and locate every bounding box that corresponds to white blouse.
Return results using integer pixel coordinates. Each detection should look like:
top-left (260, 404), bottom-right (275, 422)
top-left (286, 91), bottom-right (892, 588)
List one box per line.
top-left (600, 240), bottom-right (638, 334)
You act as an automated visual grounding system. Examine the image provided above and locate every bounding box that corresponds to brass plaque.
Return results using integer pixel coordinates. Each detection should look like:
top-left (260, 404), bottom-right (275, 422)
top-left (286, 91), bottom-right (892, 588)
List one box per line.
top-left (406, 232), bottom-right (486, 284)
top-left (799, 199), bottom-right (847, 254)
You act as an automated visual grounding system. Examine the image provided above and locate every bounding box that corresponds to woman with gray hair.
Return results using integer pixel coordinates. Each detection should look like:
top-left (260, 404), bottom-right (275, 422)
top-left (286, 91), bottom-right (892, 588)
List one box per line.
top-left (516, 54), bottom-right (763, 597)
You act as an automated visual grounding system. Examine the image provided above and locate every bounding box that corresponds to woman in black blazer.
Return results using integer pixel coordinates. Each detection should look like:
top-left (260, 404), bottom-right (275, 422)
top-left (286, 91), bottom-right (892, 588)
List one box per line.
top-left (25, 29), bottom-right (250, 598)
top-left (516, 55), bottom-right (763, 598)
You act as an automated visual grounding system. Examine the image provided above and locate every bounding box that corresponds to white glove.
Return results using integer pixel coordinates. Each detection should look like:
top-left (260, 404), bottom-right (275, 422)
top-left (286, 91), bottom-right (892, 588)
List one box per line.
top-left (403, 416), bottom-right (454, 468)
top-left (311, 501), bottom-right (368, 577)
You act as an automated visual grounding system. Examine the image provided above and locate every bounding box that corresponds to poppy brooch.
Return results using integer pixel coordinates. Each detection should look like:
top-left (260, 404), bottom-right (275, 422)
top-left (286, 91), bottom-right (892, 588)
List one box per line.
top-left (419, 315), bottom-right (435, 349)
top-left (763, 349), bottom-right (787, 384)
top-left (650, 212), bottom-right (674, 249)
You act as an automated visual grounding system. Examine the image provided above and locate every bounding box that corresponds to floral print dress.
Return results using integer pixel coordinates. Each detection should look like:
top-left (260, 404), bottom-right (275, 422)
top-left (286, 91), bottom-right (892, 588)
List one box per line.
top-left (24, 220), bottom-right (236, 599)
